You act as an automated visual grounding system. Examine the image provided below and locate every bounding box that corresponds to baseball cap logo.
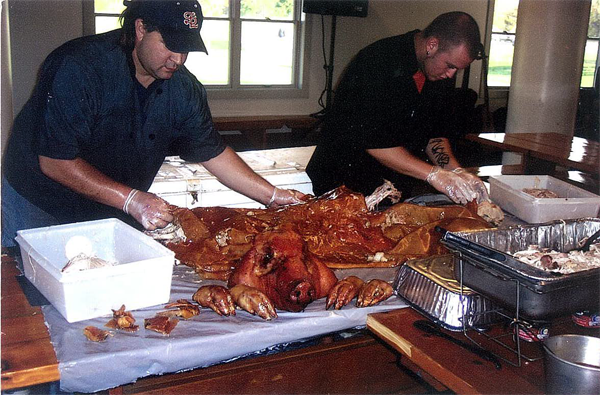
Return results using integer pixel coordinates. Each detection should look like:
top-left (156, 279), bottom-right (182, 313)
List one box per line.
top-left (183, 11), bottom-right (199, 29)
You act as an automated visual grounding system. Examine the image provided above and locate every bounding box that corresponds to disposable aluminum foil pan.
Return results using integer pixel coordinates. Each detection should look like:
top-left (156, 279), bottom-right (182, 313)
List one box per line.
top-left (393, 254), bottom-right (503, 331)
top-left (441, 218), bottom-right (600, 321)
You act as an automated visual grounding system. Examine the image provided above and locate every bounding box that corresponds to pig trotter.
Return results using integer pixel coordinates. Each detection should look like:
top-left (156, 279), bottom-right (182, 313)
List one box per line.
top-left (229, 284), bottom-right (278, 320)
top-left (193, 285), bottom-right (236, 316)
top-left (356, 279), bottom-right (393, 307)
top-left (326, 276), bottom-right (365, 310)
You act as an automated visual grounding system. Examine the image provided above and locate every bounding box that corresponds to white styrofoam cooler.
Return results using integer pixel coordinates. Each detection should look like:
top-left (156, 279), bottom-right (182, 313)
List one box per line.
top-left (489, 175), bottom-right (600, 223)
top-left (149, 146), bottom-right (315, 209)
top-left (15, 218), bottom-right (175, 323)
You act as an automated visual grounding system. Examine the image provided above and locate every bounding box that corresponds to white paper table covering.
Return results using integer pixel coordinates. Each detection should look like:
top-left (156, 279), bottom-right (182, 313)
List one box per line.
top-left (43, 265), bottom-right (408, 393)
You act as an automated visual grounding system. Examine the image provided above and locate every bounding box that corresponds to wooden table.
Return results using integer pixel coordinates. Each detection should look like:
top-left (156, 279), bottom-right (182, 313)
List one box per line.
top-left (367, 308), bottom-right (600, 395)
top-left (0, 253), bottom-right (425, 394)
top-left (1, 252), bottom-right (60, 390)
top-left (466, 132), bottom-right (599, 175)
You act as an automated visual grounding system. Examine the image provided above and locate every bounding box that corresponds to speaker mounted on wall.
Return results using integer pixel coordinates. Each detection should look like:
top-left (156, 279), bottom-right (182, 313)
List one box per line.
top-left (303, 0), bottom-right (368, 18)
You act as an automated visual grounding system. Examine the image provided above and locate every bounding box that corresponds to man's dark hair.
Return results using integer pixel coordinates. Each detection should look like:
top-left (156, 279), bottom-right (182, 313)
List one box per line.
top-left (119, 0), bottom-right (161, 51)
top-left (422, 11), bottom-right (484, 60)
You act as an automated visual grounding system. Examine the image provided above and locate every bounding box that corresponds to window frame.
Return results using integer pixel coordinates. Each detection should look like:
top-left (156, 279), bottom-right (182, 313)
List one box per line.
top-left (485, 0), bottom-right (599, 90)
top-left (82, 0), bottom-right (312, 100)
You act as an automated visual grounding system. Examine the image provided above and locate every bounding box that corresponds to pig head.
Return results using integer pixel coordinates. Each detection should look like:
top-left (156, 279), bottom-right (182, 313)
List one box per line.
top-left (227, 229), bottom-right (339, 312)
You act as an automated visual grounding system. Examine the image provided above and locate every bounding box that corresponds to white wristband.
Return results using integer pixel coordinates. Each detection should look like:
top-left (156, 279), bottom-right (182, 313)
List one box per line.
top-left (123, 189), bottom-right (139, 215)
top-left (268, 187), bottom-right (278, 207)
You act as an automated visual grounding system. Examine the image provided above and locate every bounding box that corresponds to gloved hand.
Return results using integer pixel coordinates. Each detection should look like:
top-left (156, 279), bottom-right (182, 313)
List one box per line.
top-left (452, 167), bottom-right (490, 203)
top-left (123, 189), bottom-right (174, 230)
top-left (268, 187), bottom-right (307, 208)
top-left (426, 166), bottom-right (478, 205)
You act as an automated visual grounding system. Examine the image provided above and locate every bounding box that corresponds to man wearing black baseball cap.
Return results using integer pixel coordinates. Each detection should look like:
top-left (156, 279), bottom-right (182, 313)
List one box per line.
top-left (2, 0), bottom-right (305, 248)
top-left (121, 0), bottom-right (208, 54)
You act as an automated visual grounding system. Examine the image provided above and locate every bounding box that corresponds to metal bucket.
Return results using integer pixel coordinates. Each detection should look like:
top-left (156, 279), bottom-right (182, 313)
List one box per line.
top-left (544, 335), bottom-right (600, 395)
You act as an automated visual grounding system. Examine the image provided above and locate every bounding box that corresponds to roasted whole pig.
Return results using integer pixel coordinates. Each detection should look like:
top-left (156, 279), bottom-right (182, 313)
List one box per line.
top-left (193, 229), bottom-right (395, 316)
top-left (159, 186), bottom-right (493, 281)
top-left (150, 186), bottom-right (493, 317)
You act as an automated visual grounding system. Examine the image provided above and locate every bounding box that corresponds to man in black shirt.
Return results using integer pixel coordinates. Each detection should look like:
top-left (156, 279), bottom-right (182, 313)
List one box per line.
top-left (307, 11), bottom-right (488, 204)
top-left (2, 0), bottom-right (303, 248)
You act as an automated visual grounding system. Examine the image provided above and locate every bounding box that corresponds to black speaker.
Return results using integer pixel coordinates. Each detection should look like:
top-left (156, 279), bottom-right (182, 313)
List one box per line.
top-left (303, 0), bottom-right (368, 18)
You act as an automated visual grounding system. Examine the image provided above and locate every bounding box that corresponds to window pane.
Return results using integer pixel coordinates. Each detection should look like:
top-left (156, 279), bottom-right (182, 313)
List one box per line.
top-left (589, 0), bottom-right (599, 38)
top-left (240, 21), bottom-right (293, 85)
top-left (492, 0), bottom-right (519, 33)
top-left (581, 39), bottom-right (598, 87)
top-left (95, 0), bottom-right (125, 14)
top-left (95, 16), bottom-right (121, 33)
top-left (202, 0), bottom-right (230, 18)
top-left (488, 33), bottom-right (515, 87)
top-left (241, 0), bottom-right (293, 20)
top-left (185, 20), bottom-right (230, 85)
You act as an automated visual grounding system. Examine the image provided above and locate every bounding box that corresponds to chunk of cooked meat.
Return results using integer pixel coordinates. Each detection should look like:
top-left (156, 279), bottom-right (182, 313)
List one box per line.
top-left (523, 188), bottom-right (559, 199)
top-left (105, 305), bottom-right (139, 332)
top-left (83, 326), bottom-right (112, 342)
top-left (144, 316), bottom-right (179, 335)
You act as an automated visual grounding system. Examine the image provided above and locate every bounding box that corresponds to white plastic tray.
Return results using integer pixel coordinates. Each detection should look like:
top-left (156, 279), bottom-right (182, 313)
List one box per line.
top-left (489, 175), bottom-right (600, 223)
top-left (15, 218), bottom-right (175, 323)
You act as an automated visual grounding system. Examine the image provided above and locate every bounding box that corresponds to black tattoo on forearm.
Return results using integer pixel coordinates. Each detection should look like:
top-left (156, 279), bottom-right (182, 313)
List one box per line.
top-left (429, 138), bottom-right (450, 168)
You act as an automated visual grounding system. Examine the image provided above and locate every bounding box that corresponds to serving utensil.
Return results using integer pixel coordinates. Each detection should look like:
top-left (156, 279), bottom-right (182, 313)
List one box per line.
top-left (575, 228), bottom-right (600, 252)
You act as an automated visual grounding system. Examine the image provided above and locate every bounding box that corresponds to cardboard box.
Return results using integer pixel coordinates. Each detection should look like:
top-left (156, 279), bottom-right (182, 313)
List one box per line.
top-left (15, 218), bottom-right (175, 323)
top-left (489, 175), bottom-right (600, 223)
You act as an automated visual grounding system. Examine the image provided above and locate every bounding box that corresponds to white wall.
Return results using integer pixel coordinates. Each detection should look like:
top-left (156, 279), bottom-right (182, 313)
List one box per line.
top-left (8, 0), bottom-right (83, 116)
top-left (5, 0), bottom-right (491, 120)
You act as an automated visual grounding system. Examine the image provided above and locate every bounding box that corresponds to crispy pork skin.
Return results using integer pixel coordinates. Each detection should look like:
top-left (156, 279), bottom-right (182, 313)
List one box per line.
top-left (159, 186), bottom-right (493, 279)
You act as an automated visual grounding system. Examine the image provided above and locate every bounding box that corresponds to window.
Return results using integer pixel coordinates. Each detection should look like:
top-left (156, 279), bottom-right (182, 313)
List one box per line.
top-left (488, 0), bottom-right (599, 88)
top-left (87, 0), bottom-right (309, 97)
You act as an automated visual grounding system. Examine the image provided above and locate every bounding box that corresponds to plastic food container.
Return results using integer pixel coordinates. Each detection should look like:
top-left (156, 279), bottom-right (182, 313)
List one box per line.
top-left (489, 175), bottom-right (600, 223)
top-left (15, 218), bottom-right (175, 323)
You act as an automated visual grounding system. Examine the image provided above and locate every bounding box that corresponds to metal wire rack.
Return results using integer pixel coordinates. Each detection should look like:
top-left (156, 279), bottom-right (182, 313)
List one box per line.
top-left (455, 251), bottom-right (547, 367)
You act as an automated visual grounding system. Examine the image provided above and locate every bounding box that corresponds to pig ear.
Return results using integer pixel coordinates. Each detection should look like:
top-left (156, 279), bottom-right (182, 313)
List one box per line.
top-left (253, 248), bottom-right (282, 276)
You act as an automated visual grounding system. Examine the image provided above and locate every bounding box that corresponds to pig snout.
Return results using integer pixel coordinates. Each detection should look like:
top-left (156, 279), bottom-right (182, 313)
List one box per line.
top-left (285, 280), bottom-right (316, 312)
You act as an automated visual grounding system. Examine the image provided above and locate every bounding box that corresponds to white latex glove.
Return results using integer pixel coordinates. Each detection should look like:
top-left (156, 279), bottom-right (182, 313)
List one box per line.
top-left (426, 166), bottom-right (478, 205)
top-left (268, 187), bottom-right (306, 208)
top-left (452, 167), bottom-right (490, 203)
top-left (123, 189), bottom-right (173, 230)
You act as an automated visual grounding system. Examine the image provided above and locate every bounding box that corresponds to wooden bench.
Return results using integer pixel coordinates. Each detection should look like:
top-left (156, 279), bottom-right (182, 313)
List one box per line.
top-left (213, 115), bottom-right (320, 151)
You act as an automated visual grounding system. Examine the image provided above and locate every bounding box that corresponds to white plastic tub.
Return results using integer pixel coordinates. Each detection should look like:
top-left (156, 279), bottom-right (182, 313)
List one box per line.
top-left (489, 175), bottom-right (600, 223)
top-left (15, 218), bottom-right (175, 323)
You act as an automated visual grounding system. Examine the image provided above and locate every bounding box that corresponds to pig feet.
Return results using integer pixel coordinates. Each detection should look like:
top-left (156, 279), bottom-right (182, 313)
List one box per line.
top-left (356, 279), bottom-right (393, 307)
top-left (229, 284), bottom-right (278, 320)
top-left (193, 285), bottom-right (236, 316)
top-left (326, 276), bottom-right (365, 310)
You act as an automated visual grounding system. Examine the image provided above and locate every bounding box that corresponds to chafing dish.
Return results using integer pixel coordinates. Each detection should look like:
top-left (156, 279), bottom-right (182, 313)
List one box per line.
top-left (439, 219), bottom-right (600, 321)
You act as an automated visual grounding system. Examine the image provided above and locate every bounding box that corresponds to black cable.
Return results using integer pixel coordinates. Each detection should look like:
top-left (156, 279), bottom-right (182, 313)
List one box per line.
top-left (311, 14), bottom-right (329, 117)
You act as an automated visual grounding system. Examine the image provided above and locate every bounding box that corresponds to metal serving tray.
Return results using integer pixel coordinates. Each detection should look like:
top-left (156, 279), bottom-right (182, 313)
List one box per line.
top-left (439, 219), bottom-right (600, 321)
top-left (393, 254), bottom-right (502, 331)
